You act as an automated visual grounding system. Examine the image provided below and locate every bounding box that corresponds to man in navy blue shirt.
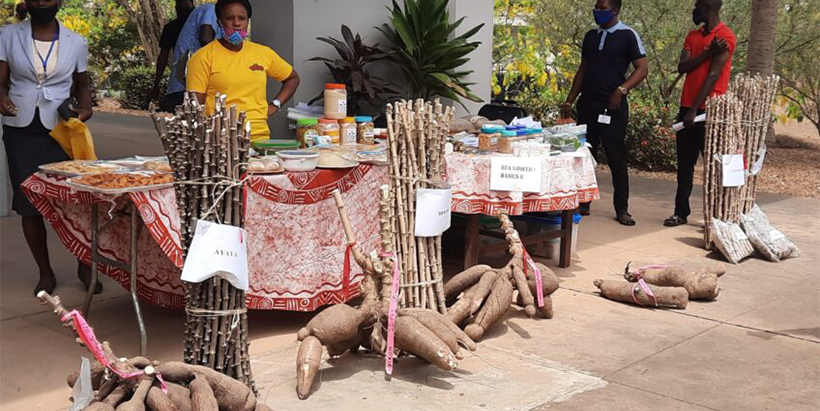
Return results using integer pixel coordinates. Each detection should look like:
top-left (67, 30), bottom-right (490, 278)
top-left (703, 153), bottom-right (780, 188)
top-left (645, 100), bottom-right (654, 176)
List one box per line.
top-left (561, 0), bottom-right (649, 226)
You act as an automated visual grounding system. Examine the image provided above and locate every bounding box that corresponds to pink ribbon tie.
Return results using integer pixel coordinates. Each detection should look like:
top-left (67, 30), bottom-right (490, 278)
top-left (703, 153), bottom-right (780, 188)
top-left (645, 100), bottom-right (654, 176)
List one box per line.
top-left (379, 252), bottom-right (401, 376)
top-left (61, 310), bottom-right (168, 393)
top-left (631, 279), bottom-right (658, 307)
top-left (523, 250), bottom-right (545, 308)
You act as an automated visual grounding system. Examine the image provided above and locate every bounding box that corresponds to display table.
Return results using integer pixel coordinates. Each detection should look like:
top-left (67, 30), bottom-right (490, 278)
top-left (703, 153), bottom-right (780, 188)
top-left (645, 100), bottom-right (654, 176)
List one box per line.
top-left (22, 165), bottom-right (387, 312)
top-left (446, 149), bottom-right (600, 268)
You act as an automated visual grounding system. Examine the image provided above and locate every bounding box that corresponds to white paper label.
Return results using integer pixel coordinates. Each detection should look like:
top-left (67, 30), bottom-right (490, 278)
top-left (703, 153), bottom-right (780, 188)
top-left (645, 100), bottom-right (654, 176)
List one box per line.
top-left (181, 220), bottom-right (249, 290)
top-left (43, 87), bottom-right (54, 101)
top-left (490, 157), bottom-right (543, 193)
top-left (722, 154), bottom-right (746, 187)
top-left (415, 188), bottom-right (452, 237)
top-left (338, 99), bottom-right (347, 115)
top-left (344, 128), bottom-right (357, 145)
top-left (598, 114), bottom-right (611, 125)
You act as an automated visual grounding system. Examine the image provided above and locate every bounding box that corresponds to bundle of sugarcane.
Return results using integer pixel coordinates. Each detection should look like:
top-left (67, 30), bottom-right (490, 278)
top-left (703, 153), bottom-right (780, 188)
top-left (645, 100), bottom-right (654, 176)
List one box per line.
top-left (729, 73), bottom-right (780, 214)
top-left (149, 93), bottom-right (255, 391)
top-left (385, 100), bottom-right (454, 314)
top-left (703, 92), bottom-right (744, 249)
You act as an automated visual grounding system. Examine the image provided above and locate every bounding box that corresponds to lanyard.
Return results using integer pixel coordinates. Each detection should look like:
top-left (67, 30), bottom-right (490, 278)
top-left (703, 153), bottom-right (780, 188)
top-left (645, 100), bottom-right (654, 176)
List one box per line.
top-left (33, 26), bottom-right (59, 81)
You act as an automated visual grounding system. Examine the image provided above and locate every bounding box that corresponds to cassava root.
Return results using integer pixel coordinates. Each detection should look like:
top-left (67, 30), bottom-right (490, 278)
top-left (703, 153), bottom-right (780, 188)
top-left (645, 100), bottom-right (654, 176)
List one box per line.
top-left (445, 214), bottom-right (561, 341)
top-left (594, 279), bottom-right (689, 309)
top-left (624, 263), bottom-right (726, 300)
top-left (37, 291), bottom-right (257, 411)
top-left (293, 185), bottom-right (467, 399)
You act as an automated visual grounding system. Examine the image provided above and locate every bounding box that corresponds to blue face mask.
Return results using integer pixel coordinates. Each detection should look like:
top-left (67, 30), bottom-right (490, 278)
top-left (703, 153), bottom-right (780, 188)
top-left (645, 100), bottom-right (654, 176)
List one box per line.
top-left (594, 8), bottom-right (616, 26)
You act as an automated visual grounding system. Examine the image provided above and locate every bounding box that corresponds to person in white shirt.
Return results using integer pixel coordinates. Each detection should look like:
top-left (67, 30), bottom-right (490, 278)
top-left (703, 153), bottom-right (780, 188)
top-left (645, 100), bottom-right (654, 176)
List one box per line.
top-left (0, 0), bottom-right (99, 296)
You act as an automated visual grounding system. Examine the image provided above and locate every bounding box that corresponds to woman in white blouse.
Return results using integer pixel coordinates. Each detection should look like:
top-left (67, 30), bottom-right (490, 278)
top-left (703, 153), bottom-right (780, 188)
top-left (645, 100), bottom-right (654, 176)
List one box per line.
top-left (0, 0), bottom-right (97, 296)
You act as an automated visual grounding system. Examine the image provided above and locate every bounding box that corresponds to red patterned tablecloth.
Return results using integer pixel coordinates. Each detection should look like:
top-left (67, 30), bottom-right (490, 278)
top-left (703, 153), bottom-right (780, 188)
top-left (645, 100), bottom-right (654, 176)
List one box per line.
top-left (447, 148), bottom-right (600, 215)
top-left (22, 165), bottom-right (387, 311)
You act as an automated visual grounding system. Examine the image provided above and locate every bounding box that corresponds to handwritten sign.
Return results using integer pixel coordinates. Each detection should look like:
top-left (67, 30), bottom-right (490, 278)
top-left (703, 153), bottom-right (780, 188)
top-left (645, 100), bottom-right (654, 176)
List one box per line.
top-left (490, 157), bottom-right (543, 193)
top-left (181, 219), bottom-right (249, 290)
top-left (415, 187), bottom-right (452, 237)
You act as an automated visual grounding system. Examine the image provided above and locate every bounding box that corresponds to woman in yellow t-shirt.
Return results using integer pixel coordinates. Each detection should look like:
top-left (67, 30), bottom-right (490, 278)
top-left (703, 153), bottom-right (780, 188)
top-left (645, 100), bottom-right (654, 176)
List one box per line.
top-left (186, 0), bottom-right (300, 142)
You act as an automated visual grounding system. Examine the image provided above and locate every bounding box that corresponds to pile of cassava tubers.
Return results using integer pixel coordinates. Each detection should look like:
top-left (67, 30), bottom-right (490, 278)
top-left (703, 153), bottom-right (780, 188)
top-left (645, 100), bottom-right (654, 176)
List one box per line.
top-left (294, 187), bottom-right (476, 400)
top-left (295, 188), bottom-right (562, 399)
top-left (37, 292), bottom-right (272, 411)
top-left (593, 263), bottom-right (726, 309)
top-left (445, 214), bottom-right (560, 340)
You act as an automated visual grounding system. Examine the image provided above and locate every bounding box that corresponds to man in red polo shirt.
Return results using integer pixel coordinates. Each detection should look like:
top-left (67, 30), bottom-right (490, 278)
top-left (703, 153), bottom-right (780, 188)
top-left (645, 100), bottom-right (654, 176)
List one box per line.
top-left (664, 0), bottom-right (735, 227)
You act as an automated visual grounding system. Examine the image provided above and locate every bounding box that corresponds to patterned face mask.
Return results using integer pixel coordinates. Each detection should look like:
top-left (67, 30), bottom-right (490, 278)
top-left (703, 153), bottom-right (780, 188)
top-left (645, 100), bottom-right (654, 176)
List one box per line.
top-left (222, 27), bottom-right (248, 46)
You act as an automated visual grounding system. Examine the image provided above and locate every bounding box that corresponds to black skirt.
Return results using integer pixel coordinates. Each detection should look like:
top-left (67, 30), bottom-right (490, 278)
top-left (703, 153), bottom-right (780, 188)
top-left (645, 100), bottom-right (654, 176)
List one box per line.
top-left (3, 110), bottom-right (70, 216)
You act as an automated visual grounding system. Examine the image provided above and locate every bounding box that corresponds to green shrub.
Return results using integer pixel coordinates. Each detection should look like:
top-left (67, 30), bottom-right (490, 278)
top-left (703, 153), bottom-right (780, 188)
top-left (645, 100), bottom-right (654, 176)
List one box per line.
top-left (116, 65), bottom-right (165, 110)
top-left (625, 97), bottom-right (678, 172)
top-left (519, 88), bottom-right (567, 127)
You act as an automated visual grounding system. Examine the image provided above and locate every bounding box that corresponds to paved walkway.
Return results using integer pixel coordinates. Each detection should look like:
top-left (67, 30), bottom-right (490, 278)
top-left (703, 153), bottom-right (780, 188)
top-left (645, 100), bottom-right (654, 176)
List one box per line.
top-left (0, 113), bottom-right (817, 410)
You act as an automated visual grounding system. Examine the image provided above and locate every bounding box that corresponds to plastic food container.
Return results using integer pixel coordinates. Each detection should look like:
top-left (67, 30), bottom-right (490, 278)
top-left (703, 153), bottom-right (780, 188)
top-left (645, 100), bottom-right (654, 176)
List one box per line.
top-left (356, 116), bottom-right (375, 144)
top-left (543, 213), bottom-right (583, 259)
top-left (324, 84), bottom-right (348, 120)
top-left (497, 130), bottom-right (518, 154)
top-left (252, 139), bottom-right (301, 156)
top-left (318, 119), bottom-right (340, 145)
top-left (276, 150), bottom-right (319, 172)
top-left (340, 117), bottom-right (358, 146)
top-left (479, 125), bottom-right (503, 151)
top-left (296, 118), bottom-right (320, 148)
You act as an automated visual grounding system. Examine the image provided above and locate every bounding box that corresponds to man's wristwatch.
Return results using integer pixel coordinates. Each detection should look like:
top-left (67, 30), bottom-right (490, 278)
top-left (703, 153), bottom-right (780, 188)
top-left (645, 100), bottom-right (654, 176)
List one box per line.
top-left (271, 99), bottom-right (282, 109)
top-left (618, 86), bottom-right (629, 96)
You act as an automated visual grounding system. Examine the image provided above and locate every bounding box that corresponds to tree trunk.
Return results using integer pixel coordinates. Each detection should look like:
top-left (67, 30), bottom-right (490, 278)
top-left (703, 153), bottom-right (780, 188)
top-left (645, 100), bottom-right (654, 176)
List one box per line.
top-left (746, 0), bottom-right (780, 144)
top-left (114, 0), bottom-right (166, 63)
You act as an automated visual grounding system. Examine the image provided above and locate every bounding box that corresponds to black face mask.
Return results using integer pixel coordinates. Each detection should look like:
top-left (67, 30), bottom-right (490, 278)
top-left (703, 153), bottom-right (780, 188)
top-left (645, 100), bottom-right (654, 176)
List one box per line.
top-left (28, 5), bottom-right (60, 24)
top-left (692, 7), bottom-right (706, 26)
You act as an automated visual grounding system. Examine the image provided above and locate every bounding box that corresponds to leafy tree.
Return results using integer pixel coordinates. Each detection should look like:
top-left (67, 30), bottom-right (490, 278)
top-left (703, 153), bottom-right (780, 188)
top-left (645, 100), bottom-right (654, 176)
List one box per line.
top-left (112, 0), bottom-right (167, 63)
top-left (774, 0), bottom-right (820, 135)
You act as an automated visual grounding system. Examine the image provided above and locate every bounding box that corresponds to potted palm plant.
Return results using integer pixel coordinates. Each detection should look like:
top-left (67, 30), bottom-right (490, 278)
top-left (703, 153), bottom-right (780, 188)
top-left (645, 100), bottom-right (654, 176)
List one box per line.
top-left (377, 0), bottom-right (485, 107)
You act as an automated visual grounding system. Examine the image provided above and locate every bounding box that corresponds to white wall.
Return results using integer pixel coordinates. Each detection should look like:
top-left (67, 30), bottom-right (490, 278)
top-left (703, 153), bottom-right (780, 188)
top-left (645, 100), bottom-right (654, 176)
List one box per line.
top-left (251, 0), bottom-right (294, 139)
top-left (250, 0), bottom-right (494, 137)
top-left (451, 0), bottom-right (494, 117)
top-left (292, 0), bottom-right (396, 106)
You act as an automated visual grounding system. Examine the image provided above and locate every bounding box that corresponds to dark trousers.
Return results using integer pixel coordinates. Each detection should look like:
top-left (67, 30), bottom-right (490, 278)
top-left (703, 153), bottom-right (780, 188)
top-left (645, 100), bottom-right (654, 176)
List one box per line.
top-left (578, 97), bottom-right (630, 214)
top-left (674, 107), bottom-right (707, 218)
top-left (160, 92), bottom-right (185, 113)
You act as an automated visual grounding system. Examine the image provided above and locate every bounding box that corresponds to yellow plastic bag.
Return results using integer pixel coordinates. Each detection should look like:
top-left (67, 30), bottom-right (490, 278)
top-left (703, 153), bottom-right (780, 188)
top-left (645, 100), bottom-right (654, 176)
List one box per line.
top-left (50, 118), bottom-right (97, 160)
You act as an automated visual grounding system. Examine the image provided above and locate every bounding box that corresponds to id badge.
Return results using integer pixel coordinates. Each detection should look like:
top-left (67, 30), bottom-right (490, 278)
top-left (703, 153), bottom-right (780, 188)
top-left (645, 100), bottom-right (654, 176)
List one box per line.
top-left (598, 114), bottom-right (612, 125)
top-left (43, 87), bottom-right (54, 102)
